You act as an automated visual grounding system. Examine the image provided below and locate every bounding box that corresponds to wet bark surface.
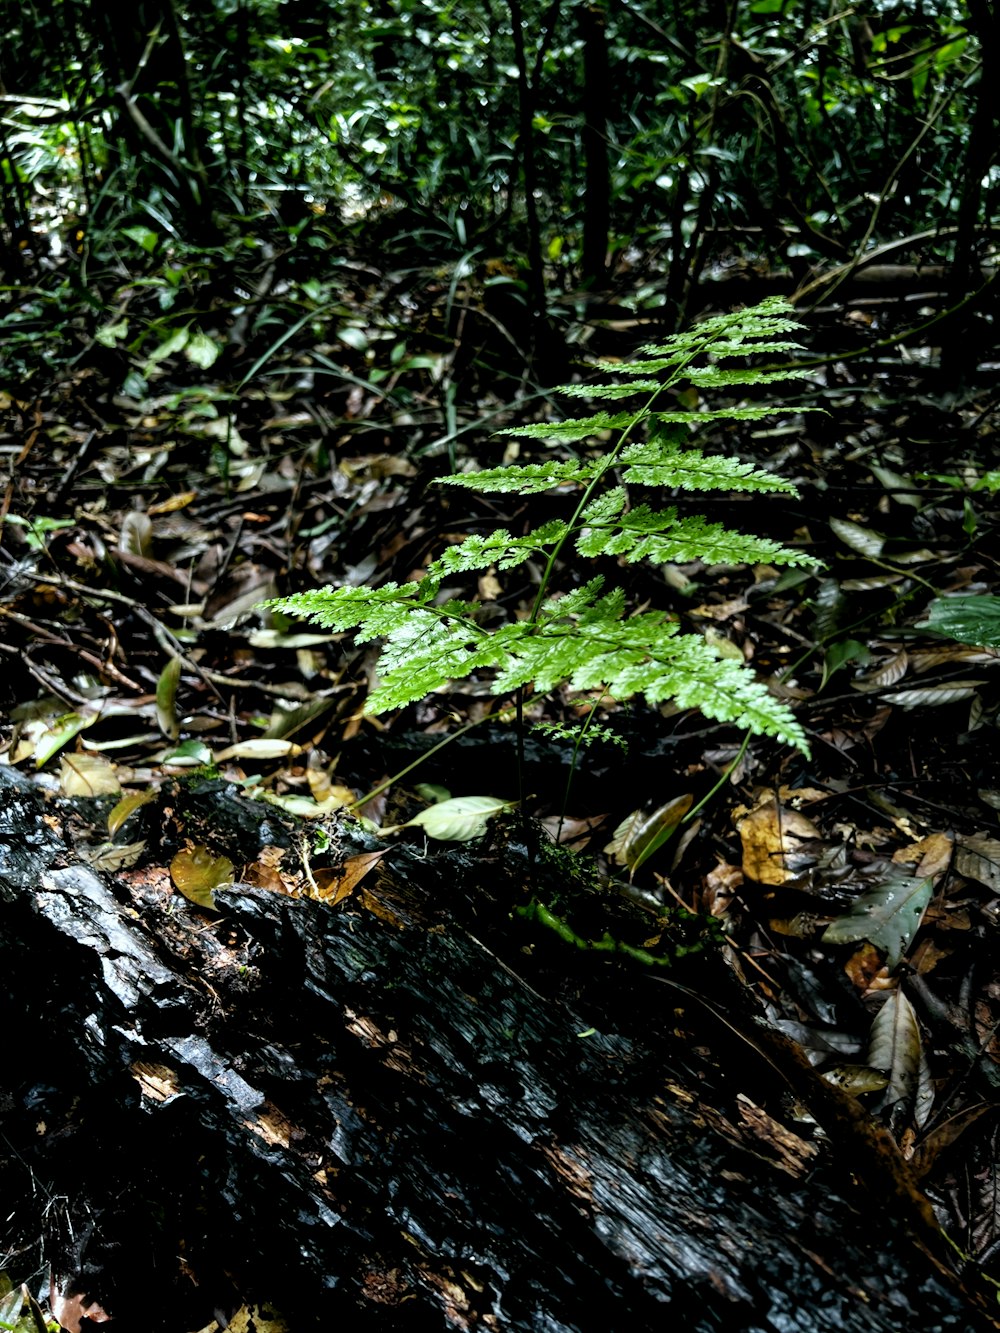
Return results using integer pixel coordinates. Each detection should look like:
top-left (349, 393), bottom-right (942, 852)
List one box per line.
top-left (0, 766), bottom-right (993, 1332)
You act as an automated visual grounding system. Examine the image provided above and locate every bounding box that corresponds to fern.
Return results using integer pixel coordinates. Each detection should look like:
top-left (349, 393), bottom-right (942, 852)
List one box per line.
top-left (266, 297), bottom-right (821, 755)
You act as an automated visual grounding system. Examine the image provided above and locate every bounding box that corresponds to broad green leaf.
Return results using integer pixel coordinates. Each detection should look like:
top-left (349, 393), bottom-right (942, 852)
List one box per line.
top-left (122, 224), bottom-right (159, 252)
top-left (822, 873), bottom-right (932, 968)
top-left (170, 845), bottom-right (234, 909)
top-left (160, 739), bottom-right (213, 766)
top-left (395, 795), bottom-right (515, 841)
top-left (143, 325), bottom-right (190, 371)
top-left (821, 638), bottom-right (869, 689)
top-left (921, 594), bottom-right (1000, 648)
top-left (185, 331), bottom-right (221, 369)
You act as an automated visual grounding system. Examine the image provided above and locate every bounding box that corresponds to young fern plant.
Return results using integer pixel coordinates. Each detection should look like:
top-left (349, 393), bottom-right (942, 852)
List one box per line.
top-left (266, 298), bottom-right (820, 757)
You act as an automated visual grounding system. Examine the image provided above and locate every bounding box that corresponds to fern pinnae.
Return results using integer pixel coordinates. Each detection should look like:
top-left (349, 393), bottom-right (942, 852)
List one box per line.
top-left (263, 298), bottom-right (819, 760)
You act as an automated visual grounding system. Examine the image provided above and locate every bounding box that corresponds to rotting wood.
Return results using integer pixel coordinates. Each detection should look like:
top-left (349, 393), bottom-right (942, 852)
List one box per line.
top-left (0, 766), bottom-right (996, 1333)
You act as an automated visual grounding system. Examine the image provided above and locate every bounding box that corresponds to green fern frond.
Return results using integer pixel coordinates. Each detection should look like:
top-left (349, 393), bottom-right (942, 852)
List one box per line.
top-left (440, 462), bottom-right (597, 493)
top-left (685, 366), bottom-right (811, 388)
top-left (620, 438), bottom-right (799, 492)
top-left (262, 298), bottom-right (817, 758)
top-left (533, 719), bottom-right (628, 750)
top-left (559, 381), bottom-right (662, 400)
top-left (426, 521), bottom-right (569, 577)
top-left (577, 507), bottom-right (820, 568)
top-left (267, 582), bottom-right (425, 637)
top-left (499, 412), bottom-right (635, 441)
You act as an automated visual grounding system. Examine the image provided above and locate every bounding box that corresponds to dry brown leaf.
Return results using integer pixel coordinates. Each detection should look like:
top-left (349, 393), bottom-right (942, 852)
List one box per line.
top-left (955, 834), bottom-right (1000, 893)
top-left (892, 832), bottom-right (953, 880)
top-left (310, 849), bottom-right (388, 905)
top-left (852, 649), bottom-right (909, 692)
top-left (735, 797), bottom-right (822, 885)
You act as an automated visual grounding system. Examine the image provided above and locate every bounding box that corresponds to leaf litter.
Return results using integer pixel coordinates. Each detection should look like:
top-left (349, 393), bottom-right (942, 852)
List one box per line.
top-left (3, 265), bottom-right (1000, 1297)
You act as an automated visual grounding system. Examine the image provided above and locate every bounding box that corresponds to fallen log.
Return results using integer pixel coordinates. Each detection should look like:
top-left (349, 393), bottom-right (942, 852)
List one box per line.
top-left (0, 766), bottom-right (994, 1332)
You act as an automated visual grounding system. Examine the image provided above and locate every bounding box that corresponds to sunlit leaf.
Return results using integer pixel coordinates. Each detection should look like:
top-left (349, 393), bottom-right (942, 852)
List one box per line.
top-left (60, 752), bottom-right (121, 798)
top-left (736, 797), bottom-right (821, 885)
top-left (170, 845), bottom-right (235, 909)
top-left (185, 331), bottom-right (221, 369)
top-left (310, 849), bottom-right (388, 905)
top-left (108, 789), bottom-right (157, 836)
top-left (867, 987), bottom-right (934, 1129)
top-left (160, 739), bottom-right (212, 766)
top-left (822, 873), bottom-right (932, 968)
top-left (603, 795), bottom-right (693, 873)
top-left (392, 795), bottom-right (514, 841)
top-left (213, 739), bottom-right (303, 761)
top-left (259, 791), bottom-right (353, 817)
top-left (34, 711), bottom-right (97, 768)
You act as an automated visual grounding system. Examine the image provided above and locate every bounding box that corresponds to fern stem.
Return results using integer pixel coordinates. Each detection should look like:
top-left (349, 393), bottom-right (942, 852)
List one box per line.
top-left (682, 729), bottom-right (752, 826)
top-left (346, 705), bottom-right (516, 812)
top-left (556, 692), bottom-right (610, 841)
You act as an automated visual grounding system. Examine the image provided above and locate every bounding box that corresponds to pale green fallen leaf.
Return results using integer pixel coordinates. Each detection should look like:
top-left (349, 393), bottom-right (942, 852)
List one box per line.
top-left (259, 791), bottom-right (353, 818)
top-left (160, 739), bottom-right (212, 766)
top-left (388, 795), bottom-right (514, 841)
top-left (34, 711), bottom-right (97, 767)
top-left (60, 751), bottom-right (122, 797)
top-left (156, 656), bottom-right (182, 740)
top-left (214, 739), bottom-right (302, 762)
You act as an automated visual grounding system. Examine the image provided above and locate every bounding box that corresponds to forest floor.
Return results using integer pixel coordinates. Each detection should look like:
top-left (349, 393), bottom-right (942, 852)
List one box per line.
top-left (2, 231), bottom-right (1000, 1326)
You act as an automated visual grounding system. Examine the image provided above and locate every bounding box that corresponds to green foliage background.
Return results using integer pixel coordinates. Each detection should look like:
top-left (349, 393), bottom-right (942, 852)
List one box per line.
top-left (0, 0), bottom-right (992, 347)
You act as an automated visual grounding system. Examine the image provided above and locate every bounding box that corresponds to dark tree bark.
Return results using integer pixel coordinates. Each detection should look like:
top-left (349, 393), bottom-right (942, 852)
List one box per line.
top-left (0, 766), bottom-right (994, 1332)
top-left (580, 2), bottom-right (610, 287)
